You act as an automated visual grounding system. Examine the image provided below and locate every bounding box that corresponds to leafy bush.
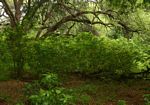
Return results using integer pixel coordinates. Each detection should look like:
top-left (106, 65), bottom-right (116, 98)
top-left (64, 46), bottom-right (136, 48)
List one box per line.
top-left (131, 36), bottom-right (150, 70)
top-left (25, 73), bottom-right (74, 105)
top-left (25, 73), bottom-right (90, 105)
top-left (25, 33), bottom-right (142, 78)
top-left (0, 34), bottom-right (13, 80)
top-left (1, 31), bottom-right (148, 79)
top-left (144, 94), bottom-right (150, 105)
top-left (29, 88), bottom-right (74, 105)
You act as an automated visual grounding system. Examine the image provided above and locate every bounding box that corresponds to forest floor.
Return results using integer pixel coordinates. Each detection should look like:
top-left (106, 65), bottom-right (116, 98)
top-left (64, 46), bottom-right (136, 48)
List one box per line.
top-left (0, 80), bottom-right (25, 105)
top-left (0, 74), bottom-right (150, 105)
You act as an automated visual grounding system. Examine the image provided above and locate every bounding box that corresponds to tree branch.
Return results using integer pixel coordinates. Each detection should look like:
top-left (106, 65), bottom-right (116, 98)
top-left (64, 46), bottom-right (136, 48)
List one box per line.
top-left (1, 0), bottom-right (17, 27)
top-left (13, 0), bottom-right (23, 22)
top-left (40, 10), bottom-right (114, 38)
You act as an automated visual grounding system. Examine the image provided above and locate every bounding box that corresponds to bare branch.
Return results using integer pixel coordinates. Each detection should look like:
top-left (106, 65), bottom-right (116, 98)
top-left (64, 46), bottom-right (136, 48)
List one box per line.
top-left (66, 22), bottom-right (76, 35)
top-left (1, 0), bottom-right (17, 27)
top-left (13, 0), bottom-right (23, 22)
top-left (39, 10), bottom-right (115, 38)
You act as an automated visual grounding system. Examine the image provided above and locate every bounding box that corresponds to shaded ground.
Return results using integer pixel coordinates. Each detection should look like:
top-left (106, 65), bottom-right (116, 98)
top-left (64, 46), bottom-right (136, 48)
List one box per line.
top-left (0, 80), bottom-right (25, 105)
top-left (118, 80), bottom-right (150, 105)
top-left (0, 75), bottom-right (150, 105)
top-left (63, 74), bottom-right (150, 105)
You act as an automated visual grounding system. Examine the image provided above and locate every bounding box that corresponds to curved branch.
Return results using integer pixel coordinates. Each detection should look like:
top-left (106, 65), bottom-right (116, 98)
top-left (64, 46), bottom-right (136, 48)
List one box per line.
top-left (41, 10), bottom-right (114, 38)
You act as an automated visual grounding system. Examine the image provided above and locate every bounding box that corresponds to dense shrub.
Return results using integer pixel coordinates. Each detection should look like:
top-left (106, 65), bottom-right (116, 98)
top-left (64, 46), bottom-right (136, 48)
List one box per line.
top-left (132, 36), bottom-right (150, 73)
top-left (0, 34), bottom-right (13, 80)
top-left (0, 40), bottom-right (12, 69)
top-left (24, 33), bottom-right (143, 78)
top-left (1, 31), bottom-right (148, 79)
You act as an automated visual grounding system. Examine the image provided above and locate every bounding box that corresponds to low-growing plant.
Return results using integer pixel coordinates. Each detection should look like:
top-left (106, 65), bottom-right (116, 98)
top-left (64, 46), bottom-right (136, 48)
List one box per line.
top-left (29, 88), bottom-right (74, 105)
top-left (117, 100), bottom-right (127, 105)
top-left (144, 94), bottom-right (150, 105)
top-left (40, 73), bottom-right (60, 89)
top-left (24, 73), bottom-right (90, 105)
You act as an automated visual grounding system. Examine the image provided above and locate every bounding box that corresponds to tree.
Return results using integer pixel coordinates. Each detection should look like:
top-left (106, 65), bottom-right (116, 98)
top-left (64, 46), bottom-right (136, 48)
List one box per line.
top-left (0, 0), bottom-right (149, 77)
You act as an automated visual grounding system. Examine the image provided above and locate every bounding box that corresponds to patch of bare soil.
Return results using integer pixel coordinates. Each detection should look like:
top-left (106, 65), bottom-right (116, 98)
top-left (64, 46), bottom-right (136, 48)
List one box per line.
top-left (116, 81), bottom-right (150, 105)
top-left (63, 74), bottom-right (150, 105)
top-left (63, 73), bottom-right (86, 88)
top-left (0, 80), bottom-right (25, 105)
top-left (0, 99), bottom-right (7, 105)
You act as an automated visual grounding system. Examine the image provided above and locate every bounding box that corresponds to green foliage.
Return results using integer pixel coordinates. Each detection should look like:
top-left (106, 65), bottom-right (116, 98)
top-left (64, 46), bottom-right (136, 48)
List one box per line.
top-left (1, 0), bottom-right (150, 79)
top-left (117, 100), bottom-right (127, 105)
top-left (0, 33), bottom-right (13, 80)
top-left (0, 36), bottom-right (12, 69)
top-left (41, 73), bottom-right (60, 89)
top-left (131, 36), bottom-right (150, 74)
top-left (29, 88), bottom-right (74, 105)
top-left (24, 33), bottom-right (142, 78)
top-left (25, 73), bottom-right (88, 105)
top-left (0, 31), bottom-right (149, 79)
top-left (1, 27), bottom-right (28, 77)
top-left (144, 94), bottom-right (150, 105)
top-left (24, 81), bottom-right (41, 97)
top-left (25, 73), bottom-right (71, 105)
top-left (106, 0), bottom-right (148, 10)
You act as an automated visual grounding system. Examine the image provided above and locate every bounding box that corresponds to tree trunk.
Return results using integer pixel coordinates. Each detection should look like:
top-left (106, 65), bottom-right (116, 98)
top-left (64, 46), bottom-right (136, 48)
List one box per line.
top-left (7, 30), bottom-right (25, 78)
